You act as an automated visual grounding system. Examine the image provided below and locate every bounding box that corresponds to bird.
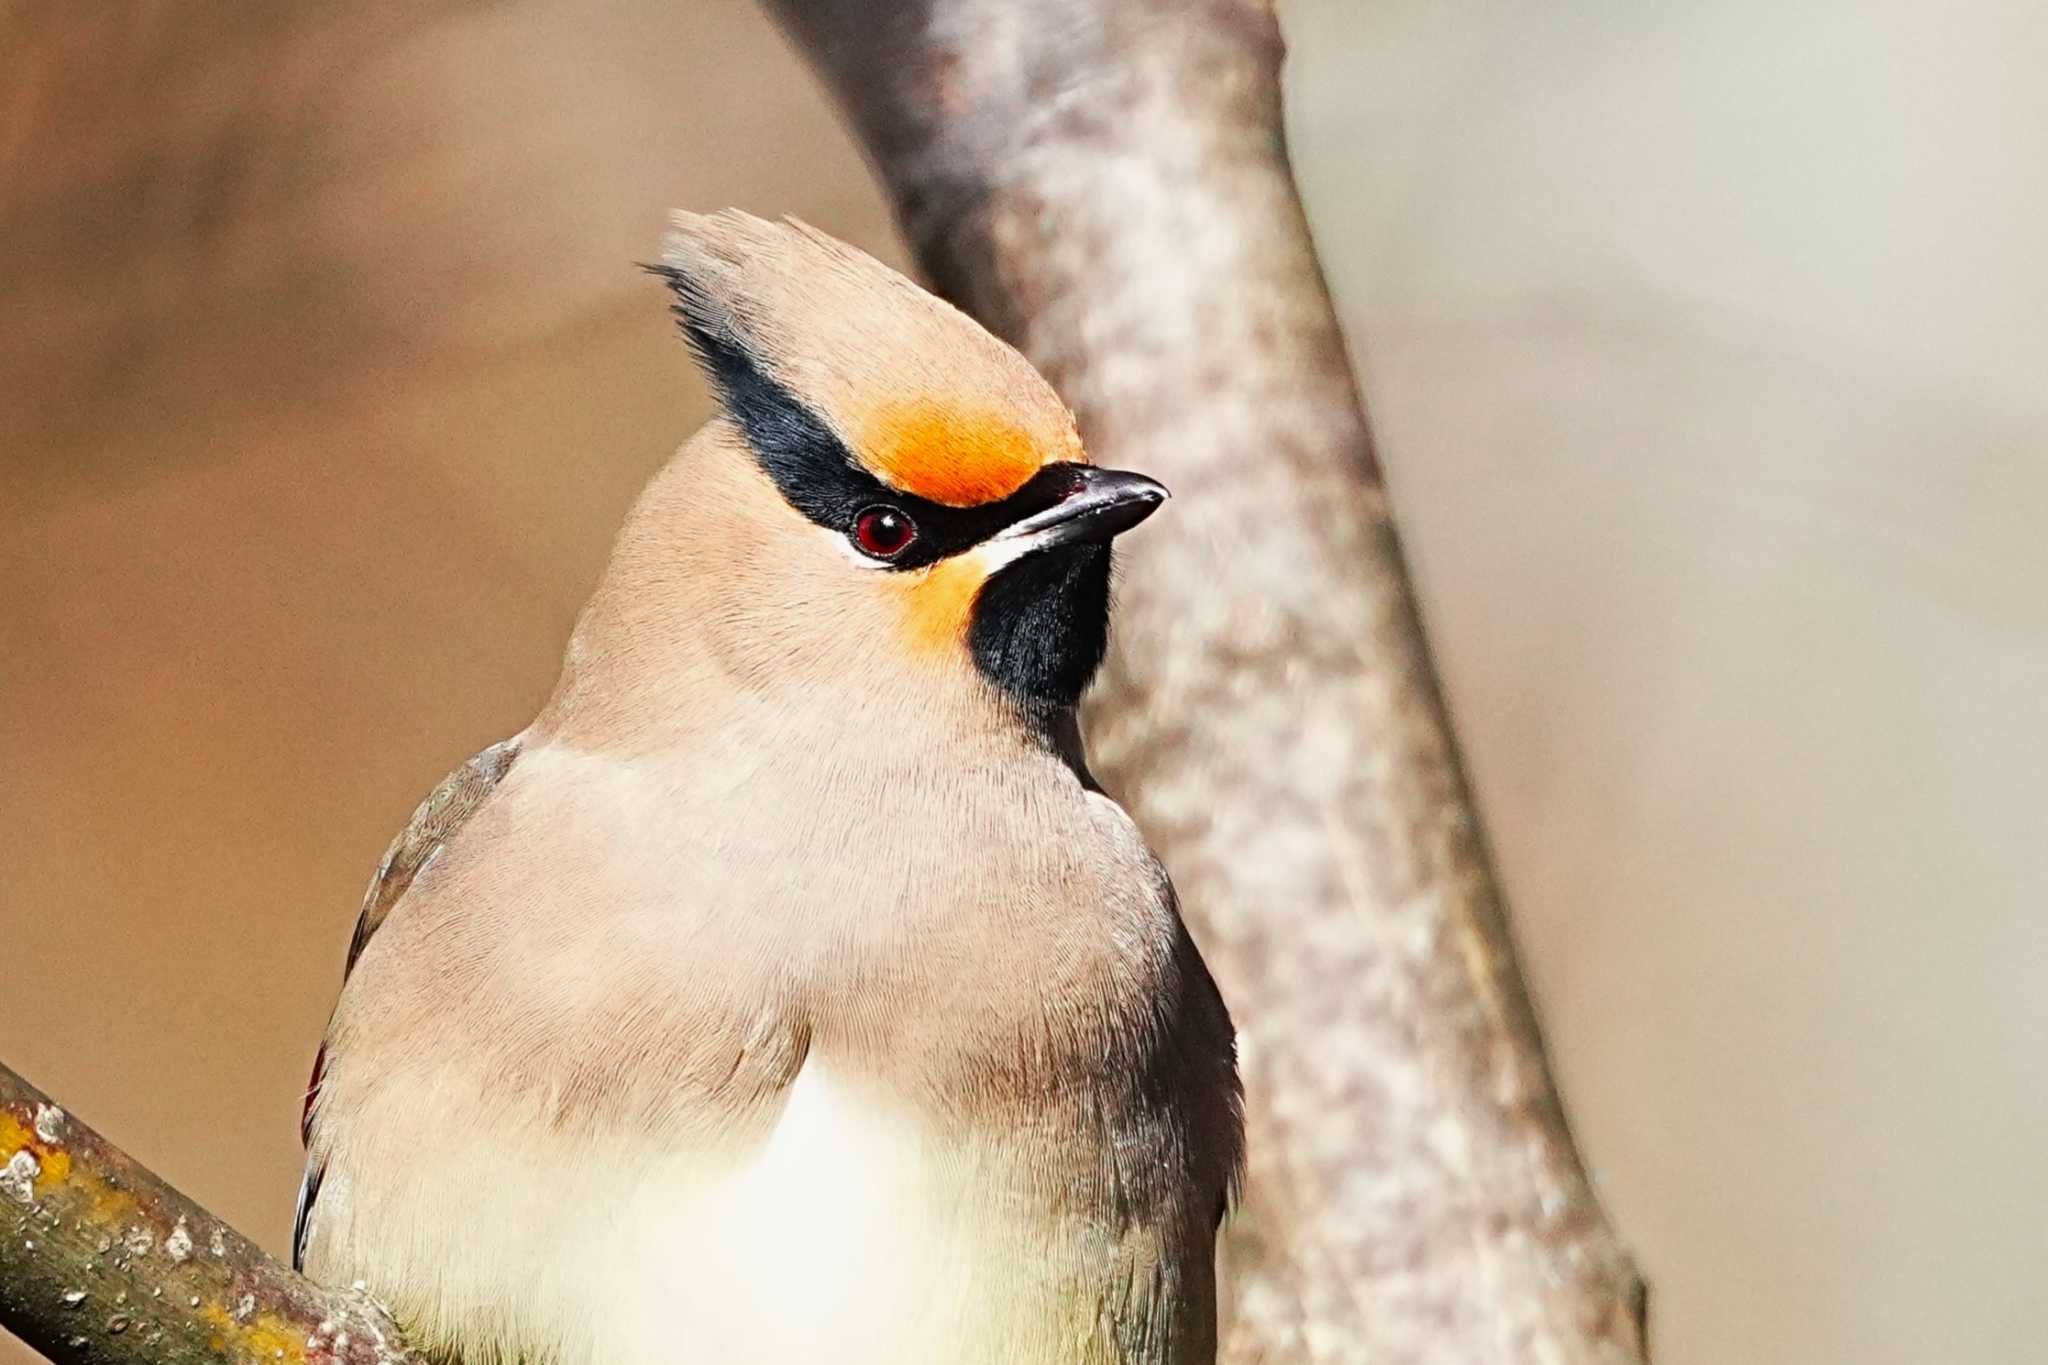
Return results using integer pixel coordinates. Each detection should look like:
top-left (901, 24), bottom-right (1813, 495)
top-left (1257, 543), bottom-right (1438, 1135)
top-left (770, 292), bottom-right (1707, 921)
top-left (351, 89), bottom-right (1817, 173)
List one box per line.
top-left (294, 210), bottom-right (1242, 1365)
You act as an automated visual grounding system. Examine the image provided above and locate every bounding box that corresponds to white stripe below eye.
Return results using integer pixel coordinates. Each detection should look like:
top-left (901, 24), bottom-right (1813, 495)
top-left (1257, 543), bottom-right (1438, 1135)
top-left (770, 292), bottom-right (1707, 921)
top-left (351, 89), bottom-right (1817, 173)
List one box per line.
top-left (970, 530), bottom-right (1055, 574)
top-left (824, 525), bottom-right (895, 569)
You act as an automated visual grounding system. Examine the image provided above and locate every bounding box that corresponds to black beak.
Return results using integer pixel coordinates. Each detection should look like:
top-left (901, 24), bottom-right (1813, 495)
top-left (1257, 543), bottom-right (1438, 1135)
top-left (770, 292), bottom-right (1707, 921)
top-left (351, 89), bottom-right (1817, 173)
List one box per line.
top-left (994, 463), bottom-right (1170, 552)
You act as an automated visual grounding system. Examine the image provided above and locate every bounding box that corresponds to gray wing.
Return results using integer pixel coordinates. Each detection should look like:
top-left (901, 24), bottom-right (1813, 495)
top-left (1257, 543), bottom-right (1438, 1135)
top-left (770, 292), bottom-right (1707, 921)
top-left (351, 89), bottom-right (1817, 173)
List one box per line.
top-left (343, 736), bottom-right (523, 976)
top-left (294, 735), bottom-right (522, 1268)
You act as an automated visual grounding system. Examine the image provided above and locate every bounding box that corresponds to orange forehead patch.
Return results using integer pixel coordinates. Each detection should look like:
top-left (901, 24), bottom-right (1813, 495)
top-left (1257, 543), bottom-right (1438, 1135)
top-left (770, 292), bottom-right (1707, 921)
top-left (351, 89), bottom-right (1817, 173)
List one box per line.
top-left (862, 399), bottom-right (1079, 507)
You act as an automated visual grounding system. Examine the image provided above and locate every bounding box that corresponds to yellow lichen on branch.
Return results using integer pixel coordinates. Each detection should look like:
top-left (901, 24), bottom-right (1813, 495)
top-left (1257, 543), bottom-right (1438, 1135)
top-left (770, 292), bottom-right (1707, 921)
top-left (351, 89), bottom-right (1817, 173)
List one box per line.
top-left (0, 1062), bottom-right (425, 1365)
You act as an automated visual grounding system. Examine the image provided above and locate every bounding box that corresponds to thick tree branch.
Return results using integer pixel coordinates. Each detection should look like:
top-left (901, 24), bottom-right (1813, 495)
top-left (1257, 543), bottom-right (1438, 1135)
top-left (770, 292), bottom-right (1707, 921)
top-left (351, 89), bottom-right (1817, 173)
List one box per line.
top-left (4, 6), bottom-right (1645, 1363)
top-left (0, 1063), bottom-right (422, 1365)
top-left (766, 1), bottom-right (1648, 1360)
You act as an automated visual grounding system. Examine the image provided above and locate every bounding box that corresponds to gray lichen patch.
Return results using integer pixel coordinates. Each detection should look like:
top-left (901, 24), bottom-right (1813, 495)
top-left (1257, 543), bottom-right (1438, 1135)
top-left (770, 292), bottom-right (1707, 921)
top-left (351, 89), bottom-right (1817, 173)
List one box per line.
top-left (33, 1105), bottom-right (65, 1144)
top-left (164, 1217), bottom-right (194, 1262)
top-left (2, 1148), bottom-right (40, 1204)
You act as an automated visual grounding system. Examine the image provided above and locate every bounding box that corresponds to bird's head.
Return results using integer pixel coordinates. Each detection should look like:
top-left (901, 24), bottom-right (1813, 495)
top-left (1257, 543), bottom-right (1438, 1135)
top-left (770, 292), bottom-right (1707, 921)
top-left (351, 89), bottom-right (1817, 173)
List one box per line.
top-left (576, 210), bottom-right (1164, 731)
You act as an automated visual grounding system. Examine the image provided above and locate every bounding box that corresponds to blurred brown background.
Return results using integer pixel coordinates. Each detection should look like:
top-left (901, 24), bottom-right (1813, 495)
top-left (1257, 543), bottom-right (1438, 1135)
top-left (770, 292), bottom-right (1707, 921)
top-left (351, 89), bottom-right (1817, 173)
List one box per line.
top-left (5, 3), bottom-right (2043, 1363)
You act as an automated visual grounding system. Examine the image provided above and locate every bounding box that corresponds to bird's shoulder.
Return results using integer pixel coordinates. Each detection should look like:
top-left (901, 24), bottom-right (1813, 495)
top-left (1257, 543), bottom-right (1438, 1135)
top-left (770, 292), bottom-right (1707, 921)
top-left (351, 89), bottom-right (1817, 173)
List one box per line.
top-left (344, 733), bottom-right (524, 978)
top-left (295, 735), bottom-right (522, 1267)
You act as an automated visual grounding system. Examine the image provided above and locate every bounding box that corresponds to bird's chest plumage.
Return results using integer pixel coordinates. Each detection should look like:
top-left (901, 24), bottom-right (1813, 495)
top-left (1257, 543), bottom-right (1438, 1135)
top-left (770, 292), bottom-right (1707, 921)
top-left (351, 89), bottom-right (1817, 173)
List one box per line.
top-left (304, 748), bottom-right (1224, 1365)
top-left (308, 1054), bottom-right (1130, 1365)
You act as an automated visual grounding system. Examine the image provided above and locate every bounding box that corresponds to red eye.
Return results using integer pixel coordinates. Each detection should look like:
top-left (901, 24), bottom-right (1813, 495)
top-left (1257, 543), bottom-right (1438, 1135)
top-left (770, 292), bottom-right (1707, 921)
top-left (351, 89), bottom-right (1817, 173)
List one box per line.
top-left (853, 506), bottom-right (917, 559)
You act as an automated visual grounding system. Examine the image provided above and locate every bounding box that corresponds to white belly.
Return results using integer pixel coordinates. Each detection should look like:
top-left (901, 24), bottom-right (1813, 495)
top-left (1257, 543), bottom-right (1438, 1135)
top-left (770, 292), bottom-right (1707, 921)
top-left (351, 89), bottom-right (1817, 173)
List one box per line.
top-left (606, 1065), bottom-right (993, 1363)
top-left (309, 1063), bottom-right (1039, 1365)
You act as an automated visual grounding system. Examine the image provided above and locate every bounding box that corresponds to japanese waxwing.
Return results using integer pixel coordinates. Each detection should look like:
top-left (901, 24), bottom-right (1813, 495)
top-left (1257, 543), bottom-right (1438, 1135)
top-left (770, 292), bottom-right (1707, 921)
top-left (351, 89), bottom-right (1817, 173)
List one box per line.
top-left (295, 210), bottom-right (1241, 1365)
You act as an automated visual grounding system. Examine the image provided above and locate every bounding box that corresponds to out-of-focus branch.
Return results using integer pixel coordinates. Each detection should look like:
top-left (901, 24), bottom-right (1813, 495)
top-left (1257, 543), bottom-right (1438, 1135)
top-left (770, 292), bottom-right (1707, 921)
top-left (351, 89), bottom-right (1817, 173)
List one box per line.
top-left (0, 1062), bottom-right (422, 1365)
top-left (766, 1), bottom-right (1648, 1360)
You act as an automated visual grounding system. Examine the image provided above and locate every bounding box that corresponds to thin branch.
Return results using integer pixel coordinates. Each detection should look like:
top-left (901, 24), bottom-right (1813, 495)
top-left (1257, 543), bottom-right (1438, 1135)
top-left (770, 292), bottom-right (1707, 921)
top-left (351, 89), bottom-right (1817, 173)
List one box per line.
top-left (765, 1), bottom-right (1649, 1359)
top-left (0, 1062), bottom-right (423, 1365)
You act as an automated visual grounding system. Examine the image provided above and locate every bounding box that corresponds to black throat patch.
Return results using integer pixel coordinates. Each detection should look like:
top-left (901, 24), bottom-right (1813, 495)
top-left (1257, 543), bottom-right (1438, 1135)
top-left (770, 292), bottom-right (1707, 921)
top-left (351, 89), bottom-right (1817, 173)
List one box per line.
top-left (968, 543), bottom-right (1114, 714)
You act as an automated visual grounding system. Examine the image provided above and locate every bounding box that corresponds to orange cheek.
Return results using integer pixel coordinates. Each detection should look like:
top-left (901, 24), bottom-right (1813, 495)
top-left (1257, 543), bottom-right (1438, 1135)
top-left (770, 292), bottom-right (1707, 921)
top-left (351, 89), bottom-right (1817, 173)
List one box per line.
top-left (863, 399), bottom-right (1078, 507)
top-left (898, 556), bottom-right (986, 656)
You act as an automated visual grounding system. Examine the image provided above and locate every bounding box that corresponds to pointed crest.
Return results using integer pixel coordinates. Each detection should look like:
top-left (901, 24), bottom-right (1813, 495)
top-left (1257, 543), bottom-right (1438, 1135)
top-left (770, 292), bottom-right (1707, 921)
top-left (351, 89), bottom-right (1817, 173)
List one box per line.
top-left (653, 210), bottom-right (1083, 508)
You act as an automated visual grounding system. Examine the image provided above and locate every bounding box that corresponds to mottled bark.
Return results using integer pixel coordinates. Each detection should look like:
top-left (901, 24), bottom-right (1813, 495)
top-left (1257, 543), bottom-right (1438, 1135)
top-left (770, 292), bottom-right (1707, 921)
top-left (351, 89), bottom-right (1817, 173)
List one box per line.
top-left (766, 1), bottom-right (1649, 1360)
top-left (0, 1063), bottom-right (423, 1365)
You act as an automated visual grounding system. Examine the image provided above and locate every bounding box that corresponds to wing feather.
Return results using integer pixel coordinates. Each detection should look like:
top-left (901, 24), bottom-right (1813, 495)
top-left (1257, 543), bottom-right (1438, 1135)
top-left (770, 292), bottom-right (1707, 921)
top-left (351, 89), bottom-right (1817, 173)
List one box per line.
top-left (294, 735), bottom-right (522, 1269)
top-left (346, 736), bottom-right (522, 976)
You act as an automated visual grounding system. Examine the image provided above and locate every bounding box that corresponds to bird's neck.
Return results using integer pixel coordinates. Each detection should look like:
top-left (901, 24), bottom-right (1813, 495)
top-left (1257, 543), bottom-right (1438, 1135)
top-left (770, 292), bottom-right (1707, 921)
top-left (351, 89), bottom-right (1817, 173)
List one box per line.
top-left (536, 591), bottom-right (1073, 778)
